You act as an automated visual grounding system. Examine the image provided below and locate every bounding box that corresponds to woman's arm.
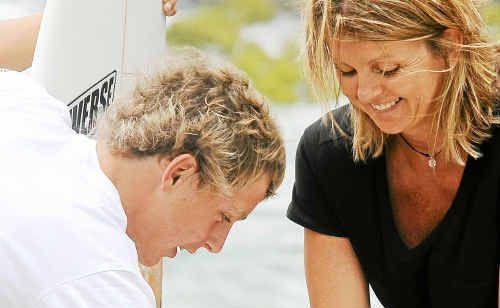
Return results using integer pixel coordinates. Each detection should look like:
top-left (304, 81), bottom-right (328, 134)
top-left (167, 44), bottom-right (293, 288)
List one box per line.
top-left (305, 228), bottom-right (370, 308)
top-left (0, 13), bottom-right (42, 71)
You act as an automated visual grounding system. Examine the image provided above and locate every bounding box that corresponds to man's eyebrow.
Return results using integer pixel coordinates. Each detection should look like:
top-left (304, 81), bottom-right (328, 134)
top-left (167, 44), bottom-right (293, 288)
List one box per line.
top-left (235, 208), bottom-right (249, 221)
top-left (265, 186), bottom-right (275, 199)
top-left (228, 207), bottom-right (248, 222)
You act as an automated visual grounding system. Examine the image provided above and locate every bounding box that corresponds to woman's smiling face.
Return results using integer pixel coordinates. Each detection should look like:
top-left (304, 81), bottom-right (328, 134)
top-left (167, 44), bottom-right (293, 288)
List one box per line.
top-left (334, 40), bottom-right (447, 137)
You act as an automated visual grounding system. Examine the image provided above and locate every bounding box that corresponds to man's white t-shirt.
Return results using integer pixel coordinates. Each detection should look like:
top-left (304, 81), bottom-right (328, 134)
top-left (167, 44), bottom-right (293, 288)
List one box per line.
top-left (0, 72), bottom-right (155, 308)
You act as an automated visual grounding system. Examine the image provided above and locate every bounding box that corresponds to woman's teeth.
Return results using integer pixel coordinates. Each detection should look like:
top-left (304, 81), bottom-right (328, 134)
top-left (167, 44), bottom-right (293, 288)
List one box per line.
top-left (371, 98), bottom-right (401, 111)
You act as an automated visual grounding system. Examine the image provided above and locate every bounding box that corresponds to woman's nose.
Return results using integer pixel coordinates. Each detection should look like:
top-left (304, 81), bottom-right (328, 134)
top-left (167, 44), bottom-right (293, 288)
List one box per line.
top-left (356, 73), bottom-right (384, 104)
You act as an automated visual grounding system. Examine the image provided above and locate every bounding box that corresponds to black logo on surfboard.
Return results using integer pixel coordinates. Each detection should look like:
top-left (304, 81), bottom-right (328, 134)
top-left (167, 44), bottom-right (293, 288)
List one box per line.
top-left (68, 71), bottom-right (117, 134)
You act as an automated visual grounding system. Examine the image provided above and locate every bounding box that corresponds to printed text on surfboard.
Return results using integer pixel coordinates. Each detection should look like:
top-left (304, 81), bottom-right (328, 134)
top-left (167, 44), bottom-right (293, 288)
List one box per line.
top-left (68, 71), bottom-right (117, 135)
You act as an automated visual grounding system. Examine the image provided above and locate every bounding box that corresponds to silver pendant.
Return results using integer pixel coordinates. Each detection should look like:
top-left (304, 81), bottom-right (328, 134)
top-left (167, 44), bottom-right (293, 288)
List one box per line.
top-left (428, 157), bottom-right (437, 168)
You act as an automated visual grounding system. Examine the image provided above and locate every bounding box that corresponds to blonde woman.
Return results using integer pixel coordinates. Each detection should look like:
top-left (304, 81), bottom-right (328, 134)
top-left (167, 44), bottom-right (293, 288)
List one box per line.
top-left (287, 1), bottom-right (499, 307)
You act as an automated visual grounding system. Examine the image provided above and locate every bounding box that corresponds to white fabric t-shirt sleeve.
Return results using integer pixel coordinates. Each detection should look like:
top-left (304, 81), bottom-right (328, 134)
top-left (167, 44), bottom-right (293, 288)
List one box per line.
top-left (37, 270), bottom-right (155, 308)
top-left (0, 71), bottom-right (71, 129)
top-left (0, 71), bottom-right (72, 137)
top-left (0, 71), bottom-right (74, 161)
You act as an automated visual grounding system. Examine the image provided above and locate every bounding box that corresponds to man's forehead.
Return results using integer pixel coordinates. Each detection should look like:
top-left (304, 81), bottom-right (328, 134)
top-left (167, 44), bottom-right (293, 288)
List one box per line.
top-left (223, 195), bottom-right (261, 221)
top-left (225, 202), bottom-right (251, 220)
top-left (221, 174), bottom-right (271, 219)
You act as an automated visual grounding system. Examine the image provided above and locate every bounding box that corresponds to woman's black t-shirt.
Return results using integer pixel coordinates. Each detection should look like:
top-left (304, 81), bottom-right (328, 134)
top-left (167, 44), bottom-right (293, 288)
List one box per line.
top-left (287, 105), bottom-right (499, 308)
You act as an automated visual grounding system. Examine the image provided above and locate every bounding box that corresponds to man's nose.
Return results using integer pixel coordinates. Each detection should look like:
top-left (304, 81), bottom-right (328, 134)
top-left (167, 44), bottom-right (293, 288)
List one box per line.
top-left (357, 73), bottom-right (383, 104)
top-left (205, 222), bottom-right (232, 254)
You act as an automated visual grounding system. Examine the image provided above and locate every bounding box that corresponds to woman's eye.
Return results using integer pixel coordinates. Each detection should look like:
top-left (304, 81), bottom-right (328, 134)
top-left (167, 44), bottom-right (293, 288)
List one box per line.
top-left (381, 66), bottom-right (400, 76)
top-left (340, 70), bottom-right (356, 77)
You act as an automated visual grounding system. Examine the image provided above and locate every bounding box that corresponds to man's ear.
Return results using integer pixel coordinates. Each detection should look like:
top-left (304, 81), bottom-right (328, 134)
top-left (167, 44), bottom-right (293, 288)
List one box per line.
top-left (158, 154), bottom-right (198, 191)
top-left (440, 28), bottom-right (464, 68)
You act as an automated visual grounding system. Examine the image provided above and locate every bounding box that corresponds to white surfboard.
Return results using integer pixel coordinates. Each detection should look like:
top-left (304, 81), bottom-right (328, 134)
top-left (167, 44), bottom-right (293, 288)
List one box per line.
top-left (31, 0), bottom-right (167, 134)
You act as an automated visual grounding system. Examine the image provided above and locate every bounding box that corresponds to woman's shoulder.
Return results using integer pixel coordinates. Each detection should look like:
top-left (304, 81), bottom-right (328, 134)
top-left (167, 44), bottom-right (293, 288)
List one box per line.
top-left (301, 105), bottom-right (352, 151)
top-left (298, 105), bottom-right (359, 176)
top-left (482, 123), bottom-right (500, 161)
top-left (483, 99), bottom-right (500, 152)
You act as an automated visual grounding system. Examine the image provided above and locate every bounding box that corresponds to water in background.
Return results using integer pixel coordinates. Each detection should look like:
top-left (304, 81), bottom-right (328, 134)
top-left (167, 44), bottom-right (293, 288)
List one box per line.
top-left (163, 103), bottom-right (320, 308)
top-left (163, 103), bottom-right (383, 308)
top-left (2, 2), bottom-right (383, 307)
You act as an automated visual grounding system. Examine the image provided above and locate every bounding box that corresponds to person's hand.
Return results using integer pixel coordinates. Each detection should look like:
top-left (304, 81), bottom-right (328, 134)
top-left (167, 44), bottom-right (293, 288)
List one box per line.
top-left (162, 0), bottom-right (178, 17)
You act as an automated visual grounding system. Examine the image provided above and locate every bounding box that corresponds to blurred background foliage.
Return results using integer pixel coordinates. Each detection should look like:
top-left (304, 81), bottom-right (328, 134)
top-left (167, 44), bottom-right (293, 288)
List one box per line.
top-left (168, 0), bottom-right (500, 104)
top-left (167, 0), bottom-right (305, 103)
top-left (167, 0), bottom-right (278, 51)
top-left (481, 1), bottom-right (500, 38)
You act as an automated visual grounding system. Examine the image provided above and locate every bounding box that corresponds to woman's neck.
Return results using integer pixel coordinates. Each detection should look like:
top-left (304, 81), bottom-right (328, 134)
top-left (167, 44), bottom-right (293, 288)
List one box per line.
top-left (398, 126), bottom-right (442, 155)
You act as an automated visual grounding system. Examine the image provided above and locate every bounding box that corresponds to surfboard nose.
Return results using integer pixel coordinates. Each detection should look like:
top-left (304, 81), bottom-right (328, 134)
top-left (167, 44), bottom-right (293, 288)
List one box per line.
top-left (31, 0), bottom-right (167, 131)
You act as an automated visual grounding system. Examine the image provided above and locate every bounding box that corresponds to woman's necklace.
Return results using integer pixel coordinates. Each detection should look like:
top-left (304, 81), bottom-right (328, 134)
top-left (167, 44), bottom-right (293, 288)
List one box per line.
top-left (399, 135), bottom-right (439, 169)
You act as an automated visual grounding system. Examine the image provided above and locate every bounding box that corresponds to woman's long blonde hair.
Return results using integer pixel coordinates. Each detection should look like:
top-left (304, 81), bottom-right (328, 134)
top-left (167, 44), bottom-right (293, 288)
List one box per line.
top-left (305, 0), bottom-right (500, 163)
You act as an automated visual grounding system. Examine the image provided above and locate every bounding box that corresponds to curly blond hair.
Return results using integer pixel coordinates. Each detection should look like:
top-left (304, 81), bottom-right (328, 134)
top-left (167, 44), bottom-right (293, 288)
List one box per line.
top-left (305, 0), bottom-right (500, 163)
top-left (97, 50), bottom-right (285, 196)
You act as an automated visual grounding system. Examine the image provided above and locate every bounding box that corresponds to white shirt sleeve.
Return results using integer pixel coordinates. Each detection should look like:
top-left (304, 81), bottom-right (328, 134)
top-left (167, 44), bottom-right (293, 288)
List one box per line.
top-left (0, 71), bottom-right (74, 159)
top-left (36, 270), bottom-right (156, 308)
top-left (0, 71), bottom-right (70, 123)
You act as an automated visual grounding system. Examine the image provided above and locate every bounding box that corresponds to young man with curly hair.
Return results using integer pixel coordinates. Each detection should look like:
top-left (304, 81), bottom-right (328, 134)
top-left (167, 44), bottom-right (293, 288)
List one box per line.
top-left (0, 2), bottom-right (285, 307)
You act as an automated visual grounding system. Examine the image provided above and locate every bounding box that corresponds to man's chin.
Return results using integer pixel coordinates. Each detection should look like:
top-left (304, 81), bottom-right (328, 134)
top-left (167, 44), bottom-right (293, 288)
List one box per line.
top-left (139, 254), bottom-right (161, 267)
top-left (163, 246), bottom-right (179, 259)
top-left (139, 247), bottom-right (179, 265)
top-left (180, 245), bottom-right (200, 254)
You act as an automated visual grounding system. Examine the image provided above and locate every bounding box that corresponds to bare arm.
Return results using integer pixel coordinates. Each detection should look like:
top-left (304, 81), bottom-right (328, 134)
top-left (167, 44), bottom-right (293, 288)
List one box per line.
top-left (0, 13), bottom-right (42, 71)
top-left (305, 228), bottom-right (370, 308)
top-left (140, 262), bottom-right (163, 308)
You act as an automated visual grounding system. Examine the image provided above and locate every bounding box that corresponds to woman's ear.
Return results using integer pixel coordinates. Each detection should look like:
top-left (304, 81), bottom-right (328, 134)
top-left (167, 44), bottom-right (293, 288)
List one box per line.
top-left (440, 28), bottom-right (464, 68)
top-left (158, 154), bottom-right (198, 191)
